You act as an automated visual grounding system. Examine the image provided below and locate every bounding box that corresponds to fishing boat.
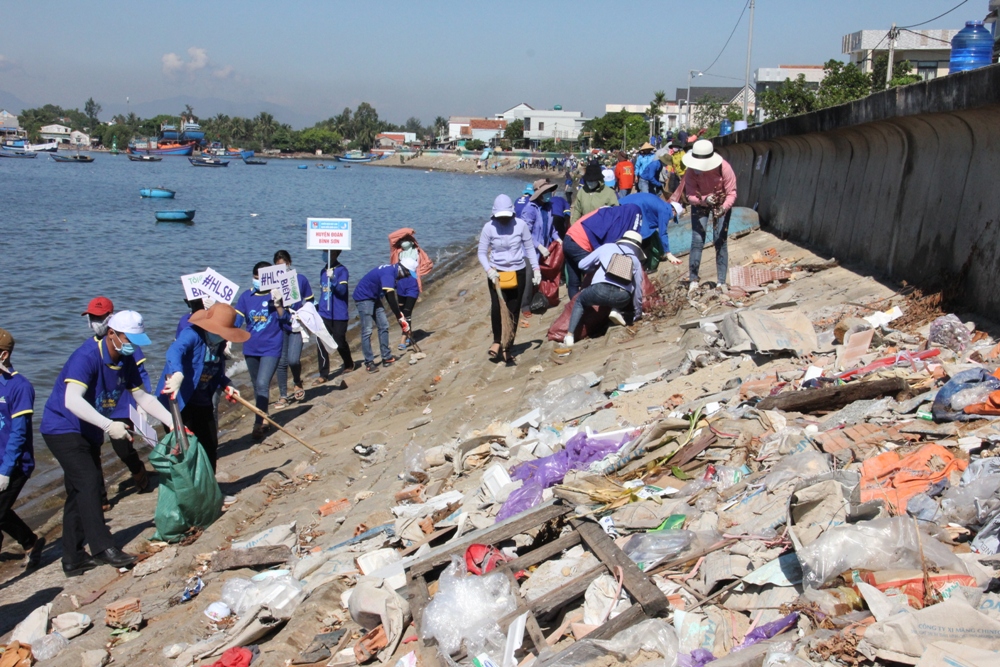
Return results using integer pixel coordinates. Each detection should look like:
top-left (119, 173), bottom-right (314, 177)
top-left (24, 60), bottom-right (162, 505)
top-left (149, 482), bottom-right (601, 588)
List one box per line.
top-left (189, 156), bottom-right (229, 167)
top-left (128, 154), bottom-right (162, 162)
top-left (128, 138), bottom-right (195, 156)
top-left (155, 210), bottom-right (195, 222)
top-left (242, 156), bottom-right (267, 165)
top-left (336, 150), bottom-right (374, 163)
top-left (0, 149), bottom-right (37, 158)
top-left (2, 139), bottom-right (59, 152)
top-left (51, 153), bottom-right (94, 163)
top-left (140, 187), bottom-right (175, 198)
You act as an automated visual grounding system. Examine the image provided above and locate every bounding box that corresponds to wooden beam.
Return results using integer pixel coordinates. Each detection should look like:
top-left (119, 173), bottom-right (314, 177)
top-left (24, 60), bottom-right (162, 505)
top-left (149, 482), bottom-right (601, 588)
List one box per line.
top-left (755, 377), bottom-right (908, 413)
top-left (210, 545), bottom-right (291, 572)
top-left (493, 531), bottom-right (582, 577)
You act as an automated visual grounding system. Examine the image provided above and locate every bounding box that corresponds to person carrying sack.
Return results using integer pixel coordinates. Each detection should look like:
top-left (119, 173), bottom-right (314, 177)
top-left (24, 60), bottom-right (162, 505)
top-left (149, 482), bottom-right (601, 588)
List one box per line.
top-left (562, 231), bottom-right (646, 347)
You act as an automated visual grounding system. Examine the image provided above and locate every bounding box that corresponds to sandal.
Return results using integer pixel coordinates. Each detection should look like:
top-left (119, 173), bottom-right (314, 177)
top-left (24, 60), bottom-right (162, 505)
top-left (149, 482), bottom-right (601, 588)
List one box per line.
top-left (503, 351), bottom-right (516, 365)
top-left (488, 343), bottom-right (501, 362)
top-left (273, 397), bottom-right (289, 409)
top-left (312, 377), bottom-right (329, 387)
top-left (293, 386), bottom-right (305, 401)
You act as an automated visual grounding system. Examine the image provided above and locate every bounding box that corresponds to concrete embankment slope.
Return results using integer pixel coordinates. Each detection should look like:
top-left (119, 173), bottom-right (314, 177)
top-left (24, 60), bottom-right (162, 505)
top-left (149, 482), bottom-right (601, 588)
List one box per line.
top-left (716, 63), bottom-right (1000, 313)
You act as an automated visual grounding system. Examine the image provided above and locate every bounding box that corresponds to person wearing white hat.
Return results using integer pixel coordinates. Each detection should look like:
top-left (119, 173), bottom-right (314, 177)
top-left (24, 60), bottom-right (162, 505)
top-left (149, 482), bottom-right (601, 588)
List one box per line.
top-left (352, 259), bottom-right (417, 373)
top-left (40, 310), bottom-right (174, 576)
top-left (562, 231), bottom-right (646, 347)
top-left (670, 139), bottom-right (737, 293)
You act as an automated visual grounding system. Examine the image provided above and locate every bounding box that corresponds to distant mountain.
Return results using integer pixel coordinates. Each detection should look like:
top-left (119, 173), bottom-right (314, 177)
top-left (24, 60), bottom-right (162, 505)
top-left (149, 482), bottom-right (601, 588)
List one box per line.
top-left (101, 95), bottom-right (319, 129)
top-left (0, 90), bottom-right (28, 114)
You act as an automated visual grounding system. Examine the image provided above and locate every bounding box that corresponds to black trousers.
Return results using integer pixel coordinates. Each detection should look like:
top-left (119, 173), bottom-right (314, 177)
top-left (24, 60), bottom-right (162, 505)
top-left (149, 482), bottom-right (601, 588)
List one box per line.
top-left (0, 466), bottom-right (36, 551)
top-left (182, 403), bottom-right (219, 472)
top-left (317, 318), bottom-right (354, 376)
top-left (43, 432), bottom-right (114, 563)
top-left (487, 267), bottom-right (527, 345)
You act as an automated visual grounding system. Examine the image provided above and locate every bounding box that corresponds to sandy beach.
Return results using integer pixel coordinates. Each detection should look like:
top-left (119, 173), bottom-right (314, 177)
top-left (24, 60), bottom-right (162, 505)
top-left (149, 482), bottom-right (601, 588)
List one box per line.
top-left (368, 152), bottom-right (562, 181)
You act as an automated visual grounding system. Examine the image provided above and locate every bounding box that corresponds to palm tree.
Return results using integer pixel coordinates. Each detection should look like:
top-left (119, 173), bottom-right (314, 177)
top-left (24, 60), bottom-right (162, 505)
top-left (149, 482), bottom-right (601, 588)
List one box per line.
top-left (647, 90), bottom-right (667, 136)
top-left (254, 112), bottom-right (277, 148)
top-left (434, 116), bottom-right (447, 140)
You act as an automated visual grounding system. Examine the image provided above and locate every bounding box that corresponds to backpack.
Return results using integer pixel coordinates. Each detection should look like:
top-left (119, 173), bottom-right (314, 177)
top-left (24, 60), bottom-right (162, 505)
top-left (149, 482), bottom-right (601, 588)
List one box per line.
top-left (604, 244), bottom-right (635, 286)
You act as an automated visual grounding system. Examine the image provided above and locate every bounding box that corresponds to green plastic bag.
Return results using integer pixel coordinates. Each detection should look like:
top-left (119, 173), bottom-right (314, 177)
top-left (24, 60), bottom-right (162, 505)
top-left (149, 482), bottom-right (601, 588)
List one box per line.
top-left (148, 430), bottom-right (223, 542)
top-left (645, 233), bottom-right (664, 273)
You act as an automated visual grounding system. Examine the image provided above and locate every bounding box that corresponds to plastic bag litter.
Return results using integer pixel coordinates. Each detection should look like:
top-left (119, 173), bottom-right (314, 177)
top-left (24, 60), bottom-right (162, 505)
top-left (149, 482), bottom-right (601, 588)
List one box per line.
top-left (929, 314), bottom-right (972, 353)
top-left (221, 578), bottom-right (256, 614)
top-left (31, 632), bottom-right (70, 661)
top-left (763, 641), bottom-right (813, 667)
top-left (148, 430), bottom-right (224, 542)
top-left (50, 612), bottom-right (91, 639)
top-left (797, 516), bottom-right (986, 589)
top-left (622, 530), bottom-right (695, 570)
top-left (220, 575), bottom-right (304, 617)
top-left (933, 369), bottom-right (1000, 422)
top-left (548, 619), bottom-right (679, 667)
top-left (940, 475), bottom-right (1000, 526)
top-left (952, 385), bottom-right (996, 411)
top-left (536, 375), bottom-right (606, 423)
top-left (419, 556), bottom-right (517, 658)
top-left (403, 442), bottom-right (426, 480)
top-left (765, 451), bottom-right (831, 490)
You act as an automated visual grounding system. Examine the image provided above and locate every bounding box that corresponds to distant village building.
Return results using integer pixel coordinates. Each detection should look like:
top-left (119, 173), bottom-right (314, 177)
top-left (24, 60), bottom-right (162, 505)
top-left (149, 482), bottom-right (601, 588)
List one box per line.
top-left (70, 130), bottom-right (91, 146)
top-left (466, 119), bottom-right (506, 144)
top-left (605, 102), bottom-right (684, 135)
top-left (495, 103), bottom-right (588, 146)
top-left (754, 65), bottom-right (826, 95)
top-left (375, 132), bottom-right (418, 149)
top-left (675, 86), bottom-right (756, 130)
top-left (842, 28), bottom-right (958, 80)
top-left (39, 124), bottom-right (72, 143)
top-left (0, 109), bottom-right (20, 139)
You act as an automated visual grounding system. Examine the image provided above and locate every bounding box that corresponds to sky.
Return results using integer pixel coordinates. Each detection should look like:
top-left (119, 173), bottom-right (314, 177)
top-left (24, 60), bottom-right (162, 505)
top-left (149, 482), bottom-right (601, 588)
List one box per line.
top-left (0, 0), bottom-right (984, 128)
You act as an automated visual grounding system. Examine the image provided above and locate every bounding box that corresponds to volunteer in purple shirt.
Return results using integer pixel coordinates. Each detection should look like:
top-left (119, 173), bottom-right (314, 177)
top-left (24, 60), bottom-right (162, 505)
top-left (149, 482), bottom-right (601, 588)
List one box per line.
top-left (0, 329), bottom-right (44, 571)
top-left (40, 311), bottom-right (173, 576)
top-left (235, 261), bottom-right (290, 441)
top-left (477, 194), bottom-right (540, 364)
top-left (352, 259), bottom-right (417, 373)
top-left (315, 250), bottom-right (355, 382)
top-left (272, 250), bottom-right (314, 407)
top-left (519, 179), bottom-right (562, 318)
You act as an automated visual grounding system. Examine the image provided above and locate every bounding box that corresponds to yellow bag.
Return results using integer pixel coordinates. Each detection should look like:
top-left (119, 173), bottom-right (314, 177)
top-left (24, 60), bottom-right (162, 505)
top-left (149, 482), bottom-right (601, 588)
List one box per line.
top-left (498, 271), bottom-right (518, 289)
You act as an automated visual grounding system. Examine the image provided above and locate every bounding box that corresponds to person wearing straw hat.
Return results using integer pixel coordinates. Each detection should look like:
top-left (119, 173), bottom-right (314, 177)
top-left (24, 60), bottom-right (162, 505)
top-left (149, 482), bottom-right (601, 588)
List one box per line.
top-left (670, 138), bottom-right (737, 293)
top-left (562, 231), bottom-right (646, 347)
top-left (40, 310), bottom-right (173, 575)
top-left (0, 328), bottom-right (45, 571)
top-left (519, 179), bottom-right (562, 319)
top-left (570, 161), bottom-right (619, 224)
top-left (478, 194), bottom-right (540, 364)
top-left (158, 303), bottom-right (249, 472)
top-left (634, 142), bottom-right (658, 193)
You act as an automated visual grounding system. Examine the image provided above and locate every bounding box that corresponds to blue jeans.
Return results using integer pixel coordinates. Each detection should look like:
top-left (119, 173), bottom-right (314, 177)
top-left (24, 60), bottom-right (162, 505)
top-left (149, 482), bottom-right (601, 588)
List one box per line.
top-left (356, 298), bottom-right (391, 365)
top-left (689, 206), bottom-right (731, 285)
top-left (245, 355), bottom-right (279, 426)
top-left (568, 282), bottom-right (632, 335)
top-left (563, 235), bottom-right (591, 299)
top-left (277, 330), bottom-right (304, 398)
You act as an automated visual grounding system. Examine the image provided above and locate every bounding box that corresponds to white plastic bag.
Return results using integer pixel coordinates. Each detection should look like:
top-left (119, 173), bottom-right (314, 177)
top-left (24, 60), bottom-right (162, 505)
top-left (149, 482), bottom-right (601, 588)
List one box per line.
top-left (32, 632), bottom-right (70, 661)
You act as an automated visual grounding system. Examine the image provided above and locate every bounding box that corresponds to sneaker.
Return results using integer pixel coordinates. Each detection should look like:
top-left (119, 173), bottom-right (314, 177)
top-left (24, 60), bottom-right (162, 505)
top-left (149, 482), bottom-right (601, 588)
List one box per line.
top-left (563, 334), bottom-right (574, 347)
top-left (608, 310), bottom-right (626, 326)
top-left (688, 280), bottom-right (699, 293)
top-left (365, 362), bottom-right (380, 374)
top-left (382, 356), bottom-right (397, 367)
top-left (717, 283), bottom-right (728, 293)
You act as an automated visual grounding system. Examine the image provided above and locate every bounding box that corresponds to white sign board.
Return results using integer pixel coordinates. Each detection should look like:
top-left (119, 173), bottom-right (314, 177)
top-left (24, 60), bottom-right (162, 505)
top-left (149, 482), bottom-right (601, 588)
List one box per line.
top-left (181, 272), bottom-right (212, 301)
top-left (307, 218), bottom-right (352, 250)
top-left (197, 267), bottom-right (240, 305)
top-left (257, 265), bottom-right (301, 306)
top-left (129, 405), bottom-right (158, 447)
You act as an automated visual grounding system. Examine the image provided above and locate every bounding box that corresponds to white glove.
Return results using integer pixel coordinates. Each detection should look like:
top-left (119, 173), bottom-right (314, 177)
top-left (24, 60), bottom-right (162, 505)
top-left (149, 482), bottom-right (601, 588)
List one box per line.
top-left (270, 288), bottom-right (283, 305)
top-left (224, 341), bottom-right (234, 359)
top-left (705, 194), bottom-right (718, 206)
top-left (105, 420), bottom-right (131, 441)
top-left (532, 270), bottom-right (542, 286)
top-left (487, 269), bottom-right (499, 284)
top-left (326, 268), bottom-right (334, 278)
top-left (224, 386), bottom-right (240, 403)
top-left (399, 315), bottom-right (411, 333)
top-left (0, 475), bottom-right (8, 492)
top-left (164, 372), bottom-right (184, 397)
top-left (537, 244), bottom-right (550, 259)
top-left (555, 237), bottom-right (563, 245)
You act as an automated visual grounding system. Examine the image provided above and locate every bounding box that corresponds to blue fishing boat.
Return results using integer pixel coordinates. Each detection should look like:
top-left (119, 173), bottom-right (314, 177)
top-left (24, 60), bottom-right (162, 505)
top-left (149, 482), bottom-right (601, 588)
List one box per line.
top-left (155, 210), bottom-right (195, 222)
top-left (298, 164), bottom-right (308, 169)
top-left (336, 150), bottom-right (374, 163)
top-left (0, 149), bottom-right (37, 159)
top-left (189, 156), bottom-right (229, 167)
top-left (140, 187), bottom-right (176, 198)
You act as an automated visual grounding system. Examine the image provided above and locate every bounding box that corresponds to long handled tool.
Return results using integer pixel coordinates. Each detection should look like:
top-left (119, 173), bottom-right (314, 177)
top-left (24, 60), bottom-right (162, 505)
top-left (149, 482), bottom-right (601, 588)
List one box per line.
top-left (230, 392), bottom-right (322, 456)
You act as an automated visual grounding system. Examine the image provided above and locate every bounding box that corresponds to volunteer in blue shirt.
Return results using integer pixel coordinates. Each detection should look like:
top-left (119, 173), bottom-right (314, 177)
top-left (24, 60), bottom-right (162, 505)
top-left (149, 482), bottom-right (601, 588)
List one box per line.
top-left (159, 303), bottom-right (248, 471)
top-left (352, 258), bottom-right (417, 373)
top-left (273, 250), bottom-right (314, 407)
top-left (634, 143), bottom-right (657, 193)
top-left (519, 179), bottom-right (562, 318)
top-left (0, 329), bottom-right (44, 571)
top-left (177, 297), bottom-right (207, 337)
top-left (397, 270), bottom-right (420, 351)
top-left (235, 261), bottom-right (290, 441)
top-left (563, 204), bottom-right (644, 298)
top-left (563, 232), bottom-right (646, 347)
top-left (315, 250), bottom-right (355, 383)
top-left (619, 193), bottom-right (684, 269)
top-left (40, 310), bottom-right (173, 576)
top-left (513, 184), bottom-right (533, 218)
top-left (550, 192), bottom-right (571, 239)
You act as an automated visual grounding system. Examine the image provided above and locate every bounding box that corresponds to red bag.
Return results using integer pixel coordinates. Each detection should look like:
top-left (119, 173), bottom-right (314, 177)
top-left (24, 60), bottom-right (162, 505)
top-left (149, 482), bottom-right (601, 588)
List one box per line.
top-left (546, 293), bottom-right (611, 342)
top-left (465, 544), bottom-right (509, 575)
top-left (538, 240), bottom-right (564, 307)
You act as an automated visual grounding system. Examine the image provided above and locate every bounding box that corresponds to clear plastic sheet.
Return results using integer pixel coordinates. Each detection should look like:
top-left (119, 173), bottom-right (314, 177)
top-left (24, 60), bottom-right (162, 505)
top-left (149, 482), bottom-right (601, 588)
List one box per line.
top-left (622, 530), bottom-right (695, 569)
top-left (929, 314), bottom-right (972, 353)
top-left (764, 450), bottom-right (831, 490)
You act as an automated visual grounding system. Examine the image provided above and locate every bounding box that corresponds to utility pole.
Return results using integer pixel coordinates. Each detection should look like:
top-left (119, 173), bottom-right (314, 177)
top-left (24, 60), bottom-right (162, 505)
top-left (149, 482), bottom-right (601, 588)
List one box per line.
top-left (885, 23), bottom-right (897, 89)
top-left (743, 0), bottom-right (756, 123)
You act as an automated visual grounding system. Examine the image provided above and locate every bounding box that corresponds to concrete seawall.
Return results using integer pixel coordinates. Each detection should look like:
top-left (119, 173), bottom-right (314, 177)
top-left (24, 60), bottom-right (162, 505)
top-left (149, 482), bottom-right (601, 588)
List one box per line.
top-left (715, 63), bottom-right (1000, 313)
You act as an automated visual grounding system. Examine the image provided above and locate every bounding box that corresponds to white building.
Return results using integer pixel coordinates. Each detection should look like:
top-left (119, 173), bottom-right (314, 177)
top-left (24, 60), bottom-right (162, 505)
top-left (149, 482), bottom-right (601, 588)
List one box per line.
top-left (494, 103), bottom-right (588, 144)
top-left (842, 29), bottom-right (959, 80)
top-left (39, 124), bottom-right (72, 143)
top-left (447, 116), bottom-right (476, 142)
top-left (754, 65), bottom-right (826, 95)
top-left (70, 130), bottom-right (91, 146)
top-left (604, 102), bottom-right (684, 135)
top-left (0, 110), bottom-right (20, 139)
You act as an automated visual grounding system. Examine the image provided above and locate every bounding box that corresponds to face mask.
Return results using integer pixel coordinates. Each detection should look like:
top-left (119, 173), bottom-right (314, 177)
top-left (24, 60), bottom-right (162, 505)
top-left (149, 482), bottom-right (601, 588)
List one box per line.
top-left (586, 181), bottom-right (600, 190)
top-left (0, 352), bottom-right (9, 373)
top-left (111, 332), bottom-right (134, 356)
top-left (206, 332), bottom-right (224, 346)
top-left (541, 193), bottom-right (552, 203)
top-left (253, 278), bottom-right (261, 291)
top-left (400, 241), bottom-right (414, 250)
top-left (90, 316), bottom-right (110, 337)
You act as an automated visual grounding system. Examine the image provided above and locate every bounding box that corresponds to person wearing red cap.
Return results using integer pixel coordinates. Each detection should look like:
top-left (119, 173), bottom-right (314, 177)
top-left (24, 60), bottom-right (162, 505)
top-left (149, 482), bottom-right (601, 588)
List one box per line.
top-left (82, 296), bottom-right (114, 337)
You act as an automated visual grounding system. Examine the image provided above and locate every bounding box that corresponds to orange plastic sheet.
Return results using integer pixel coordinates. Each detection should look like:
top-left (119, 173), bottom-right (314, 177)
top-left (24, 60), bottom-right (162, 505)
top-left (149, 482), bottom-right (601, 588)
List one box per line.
top-left (860, 443), bottom-right (966, 513)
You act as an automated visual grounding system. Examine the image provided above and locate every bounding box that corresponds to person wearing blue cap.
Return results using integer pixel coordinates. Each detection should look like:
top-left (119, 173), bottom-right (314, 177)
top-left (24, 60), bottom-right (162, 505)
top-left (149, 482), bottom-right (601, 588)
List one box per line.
top-left (514, 184), bottom-right (533, 218)
top-left (41, 310), bottom-right (173, 576)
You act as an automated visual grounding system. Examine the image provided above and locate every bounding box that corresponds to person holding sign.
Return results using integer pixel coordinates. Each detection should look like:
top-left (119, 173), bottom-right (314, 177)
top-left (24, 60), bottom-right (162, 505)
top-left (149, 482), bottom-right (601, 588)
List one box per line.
top-left (316, 250), bottom-right (354, 382)
top-left (40, 311), bottom-right (174, 576)
top-left (272, 250), bottom-right (314, 407)
top-left (352, 259), bottom-right (417, 373)
top-left (235, 262), bottom-right (290, 441)
top-left (0, 329), bottom-right (45, 571)
top-left (157, 303), bottom-right (248, 471)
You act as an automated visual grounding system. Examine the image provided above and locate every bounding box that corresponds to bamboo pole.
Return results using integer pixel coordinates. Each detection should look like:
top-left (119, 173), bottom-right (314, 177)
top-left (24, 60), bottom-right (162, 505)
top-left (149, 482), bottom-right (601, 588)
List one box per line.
top-left (230, 392), bottom-right (322, 455)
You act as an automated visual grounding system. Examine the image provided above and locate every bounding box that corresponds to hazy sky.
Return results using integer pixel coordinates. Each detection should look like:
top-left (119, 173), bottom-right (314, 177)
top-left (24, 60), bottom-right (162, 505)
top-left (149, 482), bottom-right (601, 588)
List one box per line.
top-left (0, 0), bottom-right (982, 127)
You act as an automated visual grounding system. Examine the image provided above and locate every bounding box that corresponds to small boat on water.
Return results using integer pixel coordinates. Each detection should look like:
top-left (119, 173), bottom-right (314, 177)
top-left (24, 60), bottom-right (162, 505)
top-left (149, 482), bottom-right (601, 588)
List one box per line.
top-left (128, 154), bottom-right (162, 162)
top-left (155, 210), bottom-right (195, 222)
top-left (336, 150), bottom-right (374, 163)
top-left (298, 164), bottom-right (308, 169)
top-left (51, 153), bottom-right (94, 163)
top-left (2, 140), bottom-right (59, 153)
top-left (140, 187), bottom-right (175, 198)
top-left (243, 156), bottom-right (267, 165)
top-left (189, 156), bottom-right (229, 167)
top-left (0, 150), bottom-right (37, 159)
top-left (128, 139), bottom-right (195, 156)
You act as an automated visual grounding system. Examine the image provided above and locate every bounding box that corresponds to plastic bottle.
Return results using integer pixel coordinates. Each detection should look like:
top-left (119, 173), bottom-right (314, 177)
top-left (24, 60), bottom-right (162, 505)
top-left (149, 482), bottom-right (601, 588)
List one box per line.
top-left (950, 21), bottom-right (994, 74)
top-left (719, 119), bottom-right (733, 136)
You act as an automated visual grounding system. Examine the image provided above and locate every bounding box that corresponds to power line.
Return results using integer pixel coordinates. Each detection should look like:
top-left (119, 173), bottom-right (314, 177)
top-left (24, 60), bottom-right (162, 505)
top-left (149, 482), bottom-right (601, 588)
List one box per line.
top-left (702, 0), bottom-right (751, 74)
top-left (900, 0), bottom-right (970, 29)
top-left (899, 27), bottom-right (954, 44)
top-left (702, 72), bottom-right (747, 82)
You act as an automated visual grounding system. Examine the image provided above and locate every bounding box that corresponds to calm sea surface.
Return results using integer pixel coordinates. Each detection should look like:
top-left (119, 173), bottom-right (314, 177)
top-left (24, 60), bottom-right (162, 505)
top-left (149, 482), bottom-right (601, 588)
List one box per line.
top-left (1, 154), bottom-right (522, 486)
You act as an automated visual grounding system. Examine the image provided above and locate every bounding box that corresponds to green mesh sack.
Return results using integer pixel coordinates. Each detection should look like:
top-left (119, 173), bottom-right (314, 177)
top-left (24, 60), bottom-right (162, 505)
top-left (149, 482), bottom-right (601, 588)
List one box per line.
top-left (148, 430), bottom-right (223, 542)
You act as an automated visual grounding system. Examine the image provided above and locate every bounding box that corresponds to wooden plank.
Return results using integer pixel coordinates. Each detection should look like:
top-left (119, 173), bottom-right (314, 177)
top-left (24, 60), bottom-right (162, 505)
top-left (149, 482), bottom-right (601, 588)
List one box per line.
top-left (756, 377), bottom-right (908, 413)
top-left (405, 571), bottom-right (431, 636)
top-left (497, 564), bottom-right (605, 628)
top-left (493, 531), bottom-right (581, 576)
top-left (582, 602), bottom-right (646, 640)
top-left (408, 499), bottom-right (571, 576)
top-left (210, 545), bottom-right (291, 572)
top-left (524, 612), bottom-right (550, 659)
top-left (398, 525), bottom-right (457, 558)
top-left (533, 606), bottom-right (646, 667)
top-left (572, 519), bottom-right (668, 617)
